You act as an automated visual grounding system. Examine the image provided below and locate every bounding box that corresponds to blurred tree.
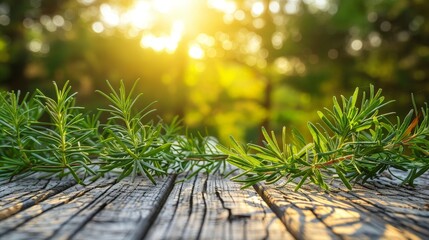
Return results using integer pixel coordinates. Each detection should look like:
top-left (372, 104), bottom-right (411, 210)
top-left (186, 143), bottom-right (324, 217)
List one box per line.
top-left (0, 0), bottom-right (428, 142)
top-left (1, 1), bottom-right (32, 92)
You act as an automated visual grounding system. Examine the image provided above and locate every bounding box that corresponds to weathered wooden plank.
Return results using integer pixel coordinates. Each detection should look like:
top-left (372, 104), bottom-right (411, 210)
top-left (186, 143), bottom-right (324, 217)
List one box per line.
top-left (254, 171), bottom-right (429, 240)
top-left (202, 173), bottom-right (292, 240)
top-left (2, 166), bottom-right (428, 240)
top-left (254, 183), bottom-right (340, 240)
top-left (0, 178), bottom-right (114, 238)
top-left (0, 179), bottom-right (76, 220)
top-left (0, 179), bottom-right (51, 207)
top-left (0, 179), bottom-right (47, 199)
top-left (0, 175), bottom-right (175, 240)
top-left (145, 172), bottom-right (293, 240)
top-left (72, 175), bottom-right (175, 240)
top-left (334, 172), bottom-right (429, 239)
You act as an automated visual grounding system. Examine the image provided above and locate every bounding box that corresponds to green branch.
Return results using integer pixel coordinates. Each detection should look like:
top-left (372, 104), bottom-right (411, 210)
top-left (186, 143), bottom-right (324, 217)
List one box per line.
top-left (0, 82), bottom-right (427, 192)
top-left (220, 85), bottom-right (429, 190)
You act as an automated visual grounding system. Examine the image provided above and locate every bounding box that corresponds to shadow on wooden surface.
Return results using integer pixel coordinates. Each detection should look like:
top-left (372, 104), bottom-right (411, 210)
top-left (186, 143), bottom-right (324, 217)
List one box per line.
top-left (0, 169), bottom-right (428, 239)
top-left (255, 171), bottom-right (429, 240)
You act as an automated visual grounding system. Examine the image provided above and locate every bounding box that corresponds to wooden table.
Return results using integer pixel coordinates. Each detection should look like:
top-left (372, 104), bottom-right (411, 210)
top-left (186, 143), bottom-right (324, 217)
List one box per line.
top-left (1, 169), bottom-right (428, 239)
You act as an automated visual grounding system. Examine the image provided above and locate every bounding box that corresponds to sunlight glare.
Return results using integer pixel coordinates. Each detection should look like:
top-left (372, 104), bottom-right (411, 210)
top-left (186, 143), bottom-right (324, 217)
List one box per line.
top-left (139, 20), bottom-right (184, 53)
top-left (100, 4), bottom-right (120, 27)
top-left (153, 0), bottom-right (195, 15)
top-left (119, 0), bottom-right (196, 54)
top-left (251, 2), bottom-right (265, 17)
top-left (171, 21), bottom-right (184, 39)
top-left (154, 0), bottom-right (172, 13)
top-left (188, 43), bottom-right (205, 59)
top-left (208, 0), bottom-right (237, 14)
top-left (123, 1), bottom-right (152, 30)
top-left (98, 0), bottom-right (245, 57)
top-left (196, 34), bottom-right (215, 47)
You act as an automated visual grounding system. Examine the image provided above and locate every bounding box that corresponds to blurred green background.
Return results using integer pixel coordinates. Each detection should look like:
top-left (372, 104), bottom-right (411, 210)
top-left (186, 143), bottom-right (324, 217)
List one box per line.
top-left (1, 0), bottom-right (428, 142)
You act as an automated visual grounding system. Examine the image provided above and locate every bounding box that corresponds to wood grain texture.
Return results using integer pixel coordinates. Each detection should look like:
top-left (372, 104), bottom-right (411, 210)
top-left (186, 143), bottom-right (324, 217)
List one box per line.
top-left (0, 167), bottom-right (428, 240)
top-left (0, 178), bottom-right (114, 239)
top-left (254, 170), bottom-right (429, 240)
top-left (0, 175), bottom-right (175, 240)
top-left (72, 175), bottom-right (175, 240)
top-left (0, 178), bottom-right (76, 221)
top-left (145, 172), bottom-right (293, 240)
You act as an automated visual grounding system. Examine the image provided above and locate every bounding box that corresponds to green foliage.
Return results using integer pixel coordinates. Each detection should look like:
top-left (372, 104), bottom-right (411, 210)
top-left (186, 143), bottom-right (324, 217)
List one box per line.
top-left (168, 132), bottom-right (227, 181)
top-left (0, 80), bottom-right (226, 184)
top-left (0, 82), bottom-right (98, 183)
top-left (96, 80), bottom-right (171, 183)
top-left (0, 90), bottom-right (43, 178)
top-left (221, 85), bottom-right (429, 191)
top-left (0, 82), bottom-right (428, 192)
top-left (32, 81), bottom-right (97, 184)
top-left (94, 80), bottom-right (228, 183)
top-left (3, 0), bottom-right (429, 143)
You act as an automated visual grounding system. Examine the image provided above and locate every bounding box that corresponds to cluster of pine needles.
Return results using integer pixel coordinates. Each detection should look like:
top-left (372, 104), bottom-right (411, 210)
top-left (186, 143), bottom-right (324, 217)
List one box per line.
top-left (0, 81), bottom-right (428, 191)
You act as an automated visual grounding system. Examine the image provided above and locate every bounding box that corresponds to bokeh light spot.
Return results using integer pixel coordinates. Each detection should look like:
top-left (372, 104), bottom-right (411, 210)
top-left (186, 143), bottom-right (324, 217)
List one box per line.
top-left (269, 1), bottom-right (281, 14)
top-left (380, 21), bottom-right (391, 32)
top-left (350, 39), bottom-right (363, 51)
top-left (328, 49), bottom-right (338, 59)
top-left (189, 44), bottom-right (205, 59)
top-left (234, 10), bottom-right (246, 21)
top-left (92, 21), bottom-right (104, 33)
top-left (368, 32), bottom-right (382, 47)
top-left (251, 1), bottom-right (265, 17)
top-left (52, 15), bottom-right (65, 27)
top-left (100, 4), bottom-right (120, 27)
top-left (284, 0), bottom-right (300, 14)
top-left (0, 14), bottom-right (10, 26)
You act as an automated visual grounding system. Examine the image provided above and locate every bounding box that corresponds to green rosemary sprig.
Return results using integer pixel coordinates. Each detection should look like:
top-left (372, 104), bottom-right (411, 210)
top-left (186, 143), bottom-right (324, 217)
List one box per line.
top-left (167, 131), bottom-right (228, 180)
top-left (95, 80), bottom-right (227, 183)
top-left (155, 116), bottom-right (228, 180)
top-left (220, 85), bottom-right (429, 191)
top-left (0, 82), bottom-right (427, 191)
top-left (95, 80), bottom-right (173, 183)
top-left (0, 90), bottom-right (43, 179)
top-left (31, 81), bottom-right (97, 184)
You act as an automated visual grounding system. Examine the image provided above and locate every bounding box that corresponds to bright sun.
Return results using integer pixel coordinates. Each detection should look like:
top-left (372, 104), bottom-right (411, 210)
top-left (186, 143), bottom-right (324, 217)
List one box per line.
top-left (95, 0), bottom-right (199, 54)
top-left (93, 0), bottom-right (334, 60)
